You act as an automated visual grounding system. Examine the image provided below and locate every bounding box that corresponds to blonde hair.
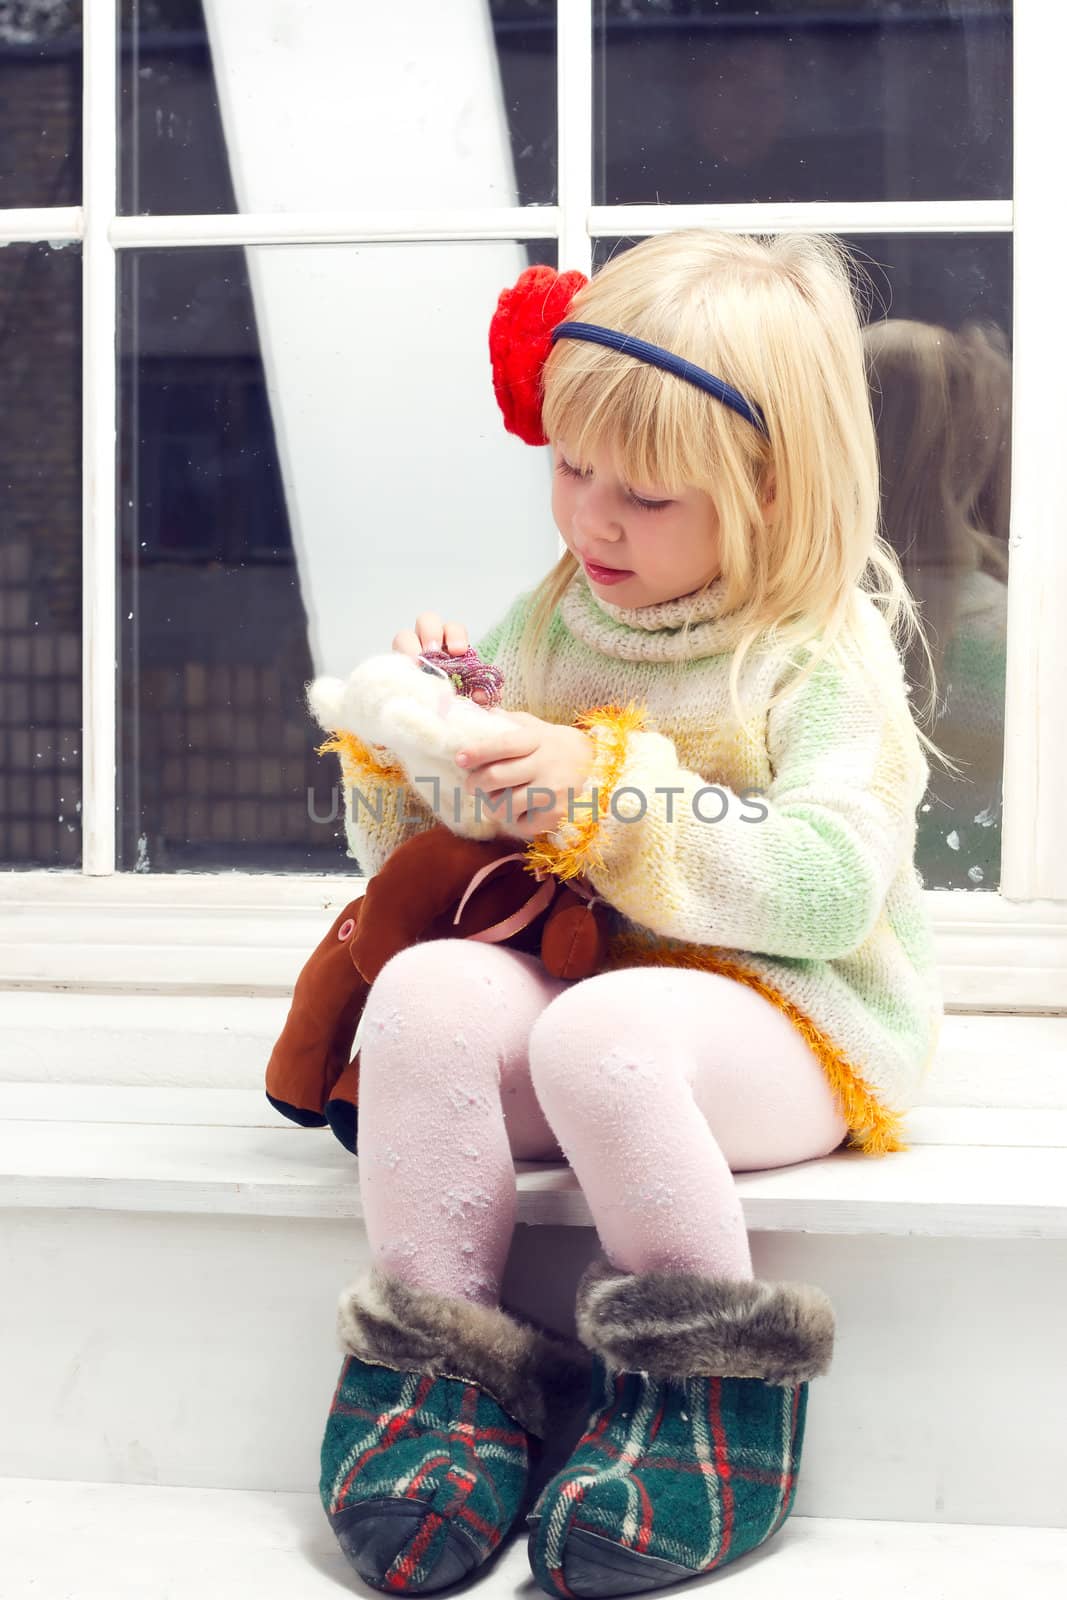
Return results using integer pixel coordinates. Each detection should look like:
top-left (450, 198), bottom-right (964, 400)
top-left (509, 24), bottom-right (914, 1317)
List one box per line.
top-left (517, 228), bottom-right (961, 779)
top-left (863, 317), bottom-right (1011, 699)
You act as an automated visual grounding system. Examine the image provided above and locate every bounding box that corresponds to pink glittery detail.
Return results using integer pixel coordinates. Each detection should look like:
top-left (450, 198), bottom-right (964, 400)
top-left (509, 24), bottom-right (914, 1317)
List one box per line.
top-left (419, 648), bottom-right (505, 708)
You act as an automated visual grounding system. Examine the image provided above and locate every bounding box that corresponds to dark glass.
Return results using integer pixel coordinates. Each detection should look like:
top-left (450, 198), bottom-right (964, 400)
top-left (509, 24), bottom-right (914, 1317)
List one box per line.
top-left (119, 0), bottom-right (557, 216)
top-left (117, 239), bottom-right (555, 873)
top-left (593, 232), bottom-right (1011, 894)
top-left (0, 0), bottom-right (82, 207)
top-left (594, 0), bottom-right (1012, 206)
top-left (0, 242), bottom-right (82, 869)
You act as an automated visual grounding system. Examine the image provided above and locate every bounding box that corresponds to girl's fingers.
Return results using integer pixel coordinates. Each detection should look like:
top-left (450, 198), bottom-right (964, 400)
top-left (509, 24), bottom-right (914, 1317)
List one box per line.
top-left (409, 614), bottom-right (470, 655)
top-left (393, 617), bottom-right (469, 658)
top-left (413, 612), bottom-right (446, 650)
top-left (460, 722), bottom-right (539, 770)
top-left (391, 628), bottom-right (422, 657)
top-left (464, 758), bottom-right (532, 792)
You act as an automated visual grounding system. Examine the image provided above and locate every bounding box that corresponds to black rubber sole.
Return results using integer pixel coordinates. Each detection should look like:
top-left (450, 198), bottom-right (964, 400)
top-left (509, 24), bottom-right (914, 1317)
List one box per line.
top-left (526, 1515), bottom-right (697, 1597)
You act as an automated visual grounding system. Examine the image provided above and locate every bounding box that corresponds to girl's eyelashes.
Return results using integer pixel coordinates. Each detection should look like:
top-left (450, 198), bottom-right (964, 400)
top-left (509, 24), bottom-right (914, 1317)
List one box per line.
top-left (555, 456), bottom-right (672, 513)
top-left (630, 490), bottom-right (673, 513)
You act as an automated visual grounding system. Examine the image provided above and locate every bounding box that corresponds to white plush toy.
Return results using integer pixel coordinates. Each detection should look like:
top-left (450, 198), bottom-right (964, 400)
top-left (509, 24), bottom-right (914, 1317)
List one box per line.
top-left (306, 652), bottom-right (521, 841)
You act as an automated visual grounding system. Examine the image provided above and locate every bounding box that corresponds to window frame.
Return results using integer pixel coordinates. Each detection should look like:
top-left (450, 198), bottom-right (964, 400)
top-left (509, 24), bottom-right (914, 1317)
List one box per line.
top-left (3, 0), bottom-right (1064, 1010)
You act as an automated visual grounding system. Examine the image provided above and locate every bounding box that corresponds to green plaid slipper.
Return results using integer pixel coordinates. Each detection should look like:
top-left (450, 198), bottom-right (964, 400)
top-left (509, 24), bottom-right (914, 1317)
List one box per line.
top-left (320, 1265), bottom-right (592, 1594)
top-left (526, 1254), bottom-right (836, 1597)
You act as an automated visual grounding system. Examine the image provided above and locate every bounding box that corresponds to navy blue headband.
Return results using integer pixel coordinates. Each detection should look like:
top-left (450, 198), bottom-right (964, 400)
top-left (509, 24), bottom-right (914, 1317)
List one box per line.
top-left (549, 320), bottom-right (769, 439)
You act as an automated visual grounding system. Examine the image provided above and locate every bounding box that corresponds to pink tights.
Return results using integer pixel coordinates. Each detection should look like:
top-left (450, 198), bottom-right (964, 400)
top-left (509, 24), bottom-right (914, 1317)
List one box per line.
top-left (356, 939), bottom-right (849, 1306)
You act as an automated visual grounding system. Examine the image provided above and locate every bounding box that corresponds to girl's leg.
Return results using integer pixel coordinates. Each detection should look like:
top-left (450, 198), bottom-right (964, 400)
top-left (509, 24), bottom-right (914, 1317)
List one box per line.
top-left (356, 938), bottom-right (570, 1306)
top-left (526, 966), bottom-right (849, 1280)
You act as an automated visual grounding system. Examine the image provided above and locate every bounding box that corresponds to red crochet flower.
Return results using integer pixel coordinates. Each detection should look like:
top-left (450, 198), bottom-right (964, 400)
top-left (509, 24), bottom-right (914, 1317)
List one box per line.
top-left (489, 264), bottom-right (589, 445)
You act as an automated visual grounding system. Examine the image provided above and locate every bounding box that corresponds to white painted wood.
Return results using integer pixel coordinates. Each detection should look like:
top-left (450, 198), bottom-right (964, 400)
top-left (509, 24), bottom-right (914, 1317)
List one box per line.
top-left (4, 873), bottom-right (1067, 1009)
top-left (1001, 2), bottom-right (1067, 898)
top-left (912, 1012), bottom-right (1067, 1109)
top-left (109, 207), bottom-right (560, 245)
top-left (557, 0), bottom-right (593, 277)
top-left (0, 993), bottom-right (292, 1087)
top-left (2, 1113), bottom-right (1065, 1237)
top-left (1, 1482), bottom-right (1065, 1600)
top-left (0, 1084), bottom-right (285, 1126)
top-left (102, 200), bottom-right (1014, 249)
top-left (0, 869), bottom-right (356, 908)
top-left (0, 207), bottom-right (82, 243)
top-left (81, 0), bottom-right (118, 877)
top-left (3, 993), bottom-right (1064, 1107)
top-left (0, 990), bottom-right (1060, 1105)
top-left (901, 1105), bottom-right (1067, 1147)
top-left (927, 889), bottom-right (1067, 1009)
top-left (2, 1209), bottom-right (1064, 1523)
top-left (5, 1085), bottom-right (1067, 1151)
top-left (589, 200), bottom-right (1014, 236)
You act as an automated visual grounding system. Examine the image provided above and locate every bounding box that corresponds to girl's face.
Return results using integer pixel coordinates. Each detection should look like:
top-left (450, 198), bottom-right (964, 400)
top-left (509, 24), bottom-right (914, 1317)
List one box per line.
top-left (550, 438), bottom-right (722, 606)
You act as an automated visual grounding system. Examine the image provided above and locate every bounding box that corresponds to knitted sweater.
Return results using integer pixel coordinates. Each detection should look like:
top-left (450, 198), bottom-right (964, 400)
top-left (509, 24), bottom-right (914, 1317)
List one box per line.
top-left (330, 570), bottom-right (945, 1157)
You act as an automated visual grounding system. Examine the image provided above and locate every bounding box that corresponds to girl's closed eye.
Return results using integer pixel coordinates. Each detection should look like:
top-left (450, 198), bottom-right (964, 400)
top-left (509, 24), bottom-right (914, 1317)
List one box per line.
top-left (556, 455), bottom-right (673, 514)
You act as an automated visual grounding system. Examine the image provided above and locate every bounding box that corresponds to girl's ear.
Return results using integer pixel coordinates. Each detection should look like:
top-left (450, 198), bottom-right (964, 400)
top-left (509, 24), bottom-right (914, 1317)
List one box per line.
top-left (760, 471), bottom-right (777, 521)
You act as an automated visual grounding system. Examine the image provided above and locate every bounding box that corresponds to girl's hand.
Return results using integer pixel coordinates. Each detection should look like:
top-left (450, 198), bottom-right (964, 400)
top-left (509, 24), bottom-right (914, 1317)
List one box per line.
top-left (392, 612), bottom-right (494, 705)
top-left (455, 711), bottom-right (597, 841)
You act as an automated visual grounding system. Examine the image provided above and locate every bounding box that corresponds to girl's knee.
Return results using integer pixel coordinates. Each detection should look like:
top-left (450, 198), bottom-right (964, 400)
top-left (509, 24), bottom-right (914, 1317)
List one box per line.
top-left (361, 941), bottom-right (494, 1074)
top-left (527, 975), bottom-right (666, 1108)
top-left (366, 938), bottom-right (494, 1008)
top-left (366, 939), bottom-right (570, 1047)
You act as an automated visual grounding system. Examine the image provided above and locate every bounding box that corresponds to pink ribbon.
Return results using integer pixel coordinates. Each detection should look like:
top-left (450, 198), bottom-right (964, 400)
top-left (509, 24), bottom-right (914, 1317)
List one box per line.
top-left (453, 852), bottom-right (605, 945)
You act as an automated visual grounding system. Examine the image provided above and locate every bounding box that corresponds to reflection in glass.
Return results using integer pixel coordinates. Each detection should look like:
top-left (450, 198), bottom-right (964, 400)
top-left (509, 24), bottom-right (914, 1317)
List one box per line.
top-left (0, 243), bottom-right (82, 868)
top-left (866, 317), bottom-right (1011, 895)
top-left (594, 0), bottom-right (1011, 206)
top-left (0, 0), bottom-right (82, 208)
top-left (117, 240), bottom-right (556, 873)
top-left (119, 0), bottom-right (557, 217)
top-left (594, 232), bottom-right (1010, 892)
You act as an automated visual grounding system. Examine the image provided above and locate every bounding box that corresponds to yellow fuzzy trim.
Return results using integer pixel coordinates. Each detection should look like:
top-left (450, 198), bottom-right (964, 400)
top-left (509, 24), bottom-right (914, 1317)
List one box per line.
top-left (522, 700), bottom-right (649, 885)
top-left (598, 932), bottom-right (910, 1158)
top-left (315, 731), bottom-right (406, 785)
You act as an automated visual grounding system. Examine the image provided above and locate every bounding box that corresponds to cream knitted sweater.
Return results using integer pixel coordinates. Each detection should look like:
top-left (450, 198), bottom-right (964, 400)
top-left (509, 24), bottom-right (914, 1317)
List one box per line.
top-left (329, 569), bottom-right (944, 1156)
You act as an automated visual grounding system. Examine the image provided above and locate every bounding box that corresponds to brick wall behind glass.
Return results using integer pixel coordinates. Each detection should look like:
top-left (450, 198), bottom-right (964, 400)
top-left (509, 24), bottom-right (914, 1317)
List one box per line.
top-left (130, 622), bottom-right (342, 872)
top-left (0, 248), bottom-right (81, 869)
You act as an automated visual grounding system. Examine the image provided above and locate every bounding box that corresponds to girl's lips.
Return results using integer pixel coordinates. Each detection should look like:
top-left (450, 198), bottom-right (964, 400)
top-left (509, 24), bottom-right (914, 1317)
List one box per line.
top-left (583, 558), bottom-right (633, 579)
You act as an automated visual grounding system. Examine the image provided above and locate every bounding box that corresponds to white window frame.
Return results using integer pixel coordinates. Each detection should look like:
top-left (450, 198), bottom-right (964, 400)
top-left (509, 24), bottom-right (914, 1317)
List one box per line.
top-left (2, 0), bottom-right (1064, 1011)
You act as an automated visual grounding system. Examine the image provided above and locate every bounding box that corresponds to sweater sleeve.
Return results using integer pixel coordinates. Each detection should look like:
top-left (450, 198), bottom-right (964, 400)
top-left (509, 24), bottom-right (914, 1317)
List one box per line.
top-left (327, 591), bottom-right (532, 876)
top-left (523, 629), bottom-right (930, 962)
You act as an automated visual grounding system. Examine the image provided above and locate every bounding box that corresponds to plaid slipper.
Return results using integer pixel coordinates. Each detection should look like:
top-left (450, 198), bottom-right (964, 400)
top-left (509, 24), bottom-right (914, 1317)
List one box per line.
top-left (526, 1254), bottom-right (836, 1597)
top-left (320, 1265), bottom-right (592, 1594)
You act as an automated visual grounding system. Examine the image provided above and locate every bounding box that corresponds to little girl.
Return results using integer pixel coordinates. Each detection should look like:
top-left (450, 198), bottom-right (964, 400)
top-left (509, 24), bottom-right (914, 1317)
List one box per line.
top-left (318, 229), bottom-right (948, 1598)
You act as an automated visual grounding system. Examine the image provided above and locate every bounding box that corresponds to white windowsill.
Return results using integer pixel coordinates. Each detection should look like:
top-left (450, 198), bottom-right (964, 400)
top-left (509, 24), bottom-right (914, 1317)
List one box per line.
top-left (1, 871), bottom-right (1066, 1010)
top-left (1, 1090), bottom-right (1063, 1240)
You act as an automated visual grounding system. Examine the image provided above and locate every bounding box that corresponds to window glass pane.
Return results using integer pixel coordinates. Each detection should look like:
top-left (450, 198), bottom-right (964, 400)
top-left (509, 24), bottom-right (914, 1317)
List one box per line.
top-left (592, 232), bottom-right (1011, 893)
top-left (119, 0), bottom-right (557, 217)
top-left (0, 241), bottom-right (82, 868)
top-left (117, 239), bottom-right (557, 873)
top-left (594, 1), bottom-right (1011, 206)
top-left (0, 0), bottom-right (82, 207)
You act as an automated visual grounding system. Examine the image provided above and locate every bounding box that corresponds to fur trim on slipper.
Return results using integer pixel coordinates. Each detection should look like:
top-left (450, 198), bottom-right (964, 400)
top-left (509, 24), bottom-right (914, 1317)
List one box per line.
top-left (574, 1254), bottom-right (836, 1387)
top-left (336, 1266), bottom-right (593, 1438)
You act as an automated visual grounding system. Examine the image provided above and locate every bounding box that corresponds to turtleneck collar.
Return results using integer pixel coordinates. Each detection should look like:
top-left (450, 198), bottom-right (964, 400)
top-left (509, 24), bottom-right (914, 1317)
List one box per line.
top-left (558, 568), bottom-right (751, 662)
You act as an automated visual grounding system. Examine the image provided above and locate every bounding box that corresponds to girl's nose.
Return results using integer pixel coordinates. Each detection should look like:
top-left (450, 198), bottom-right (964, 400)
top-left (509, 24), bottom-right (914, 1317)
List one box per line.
top-left (573, 480), bottom-right (624, 541)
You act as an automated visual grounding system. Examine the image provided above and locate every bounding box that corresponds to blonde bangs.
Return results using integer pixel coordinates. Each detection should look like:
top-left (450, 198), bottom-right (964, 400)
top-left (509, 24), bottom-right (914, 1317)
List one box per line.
top-left (541, 337), bottom-right (731, 497)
